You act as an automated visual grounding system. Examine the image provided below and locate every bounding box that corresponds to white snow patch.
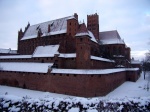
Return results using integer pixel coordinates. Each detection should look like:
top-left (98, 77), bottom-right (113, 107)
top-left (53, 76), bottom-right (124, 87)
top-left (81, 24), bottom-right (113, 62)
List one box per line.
top-left (51, 68), bottom-right (139, 75)
top-left (106, 72), bottom-right (150, 98)
top-left (91, 55), bottom-right (114, 62)
top-left (0, 62), bottom-right (53, 73)
top-left (59, 53), bottom-right (76, 58)
top-left (68, 107), bottom-right (79, 112)
top-left (0, 55), bottom-right (32, 59)
top-left (32, 45), bottom-right (59, 57)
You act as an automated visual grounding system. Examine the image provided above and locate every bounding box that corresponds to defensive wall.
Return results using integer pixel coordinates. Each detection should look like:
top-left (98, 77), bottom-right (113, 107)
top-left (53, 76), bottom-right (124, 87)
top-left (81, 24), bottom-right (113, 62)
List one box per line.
top-left (0, 68), bottom-right (139, 97)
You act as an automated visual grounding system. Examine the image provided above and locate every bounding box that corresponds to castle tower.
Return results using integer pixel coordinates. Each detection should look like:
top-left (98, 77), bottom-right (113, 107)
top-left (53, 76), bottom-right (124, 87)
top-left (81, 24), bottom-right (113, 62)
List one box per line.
top-left (87, 13), bottom-right (99, 41)
top-left (67, 13), bottom-right (79, 36)
top-left (75, 23), bottom-right (91, 69)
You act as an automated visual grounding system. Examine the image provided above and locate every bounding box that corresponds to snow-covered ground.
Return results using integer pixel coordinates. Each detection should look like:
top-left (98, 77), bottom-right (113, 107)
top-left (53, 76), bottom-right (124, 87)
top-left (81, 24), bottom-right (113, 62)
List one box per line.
top-left (106, 72), bottom-right (150, 99)
top-left (0, 72), bottom-right (150, 112)
top-left (0, 72), bottom-right (150, 99)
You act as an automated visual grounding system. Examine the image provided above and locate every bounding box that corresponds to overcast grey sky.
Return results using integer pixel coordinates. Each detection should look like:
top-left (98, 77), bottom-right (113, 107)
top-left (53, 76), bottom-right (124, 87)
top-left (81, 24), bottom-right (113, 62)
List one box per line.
top-left (0, 0), bottom-right (150, 60)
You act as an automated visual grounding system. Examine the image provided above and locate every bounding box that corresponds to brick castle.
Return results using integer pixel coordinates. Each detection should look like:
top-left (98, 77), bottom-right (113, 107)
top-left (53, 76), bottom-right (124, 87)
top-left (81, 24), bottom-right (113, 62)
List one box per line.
top-left (0, 13), bottom-right (140, 97)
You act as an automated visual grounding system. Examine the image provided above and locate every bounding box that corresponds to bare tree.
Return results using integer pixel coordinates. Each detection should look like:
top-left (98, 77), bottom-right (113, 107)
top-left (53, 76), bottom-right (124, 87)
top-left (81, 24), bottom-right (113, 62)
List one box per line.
top-left (142, 50), bottom-right (150, 79)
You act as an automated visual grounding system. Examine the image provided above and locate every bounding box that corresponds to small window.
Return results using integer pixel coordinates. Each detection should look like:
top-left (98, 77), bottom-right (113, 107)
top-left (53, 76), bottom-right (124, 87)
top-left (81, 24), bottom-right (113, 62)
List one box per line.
top-left (74, 74), bottom-right (77, 77)
top-left (80, 38), bottom-right (82, 42)
top-left (70, 22), bottom-right (71, 25)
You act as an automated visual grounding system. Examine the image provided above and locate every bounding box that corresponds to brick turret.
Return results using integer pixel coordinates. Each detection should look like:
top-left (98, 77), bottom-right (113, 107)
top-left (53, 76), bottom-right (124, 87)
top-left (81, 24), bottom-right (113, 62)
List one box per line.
top-left (76, 23), bottom-right (91, 69)
top-left (87, 13), bottom-right (99, 42)
top-left (67, 13), bottom-right (79, 36)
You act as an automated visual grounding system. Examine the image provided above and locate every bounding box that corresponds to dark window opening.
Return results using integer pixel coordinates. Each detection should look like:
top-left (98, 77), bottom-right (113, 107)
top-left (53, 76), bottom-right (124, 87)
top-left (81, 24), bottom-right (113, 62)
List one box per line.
top-left (41, 59), bottom-right (44, 63)
top-left (74, 74), bottom-right (77, 77)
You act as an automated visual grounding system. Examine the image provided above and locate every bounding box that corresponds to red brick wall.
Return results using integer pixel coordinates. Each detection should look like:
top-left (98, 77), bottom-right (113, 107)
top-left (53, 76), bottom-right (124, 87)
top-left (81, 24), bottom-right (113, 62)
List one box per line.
top-left (90, 41), bottom-right (101, 57)
top-left (91, 60), bottom-right (114, 69)
top-left (18, 34), bottom-right (66, 55)
top-left (67, 18), bottom-right (78, 36)
top-left (126, 71), bottom-right (139, 82)
top-left (76, 36), bottom-right (91, 69)
top-left (0, 70), bottom-right (136, 97)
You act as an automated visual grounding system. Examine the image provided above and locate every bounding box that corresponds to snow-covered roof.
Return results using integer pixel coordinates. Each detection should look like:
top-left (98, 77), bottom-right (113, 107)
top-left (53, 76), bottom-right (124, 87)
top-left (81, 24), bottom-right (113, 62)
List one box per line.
top-left (113, 55), bottom-right (125, 58)
top-left (51, 68), bottom-right (139, 75)
top-left (59, 53), bottom-right (76, 58)
top-left (115, 65), bottom-right (125, 68)
top-left (91, 55), bottom-right (114, 63)
top-left (0, 62), bottom-right (52, 73)
top-left (131, 60), bottom-right (141, 64)
top-left (75, 31), bottom-right (97, 43)
top-left (88, 31), bottom-right (98, 43)
top-left (0, 48), bottom-right (17, 54)
top-left (21, 16), bottom-right (75, 40)
top-left (32, 45), bottom-right (59, 57)
top-left (0, 55), bottom-right (32, 59)
top-left (99, 30), bottom-right (125, 45)
top-left (75, 23), bottom-right (98, 43)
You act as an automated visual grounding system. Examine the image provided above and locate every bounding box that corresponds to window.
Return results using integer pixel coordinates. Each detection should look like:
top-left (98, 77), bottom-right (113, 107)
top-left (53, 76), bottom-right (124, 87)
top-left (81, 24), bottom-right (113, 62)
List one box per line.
top-left (80, 38), bottom-right (83, 42)
top-left (74, 74), bottom-right (77, 77)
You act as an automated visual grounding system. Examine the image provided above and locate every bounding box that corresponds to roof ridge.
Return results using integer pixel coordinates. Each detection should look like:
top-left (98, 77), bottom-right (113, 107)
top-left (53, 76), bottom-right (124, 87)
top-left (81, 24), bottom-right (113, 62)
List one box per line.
top-left (29, 15), bottom-right (73, 27)
top-left (100, 30), bottom-right (117, 33)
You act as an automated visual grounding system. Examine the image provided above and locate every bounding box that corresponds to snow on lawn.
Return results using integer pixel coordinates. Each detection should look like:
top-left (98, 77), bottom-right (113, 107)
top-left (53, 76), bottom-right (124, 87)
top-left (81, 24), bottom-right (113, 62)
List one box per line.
top-left (0, 72), bottom-right (149, 99)
top-left (0, 86), bottom-right (76, 99)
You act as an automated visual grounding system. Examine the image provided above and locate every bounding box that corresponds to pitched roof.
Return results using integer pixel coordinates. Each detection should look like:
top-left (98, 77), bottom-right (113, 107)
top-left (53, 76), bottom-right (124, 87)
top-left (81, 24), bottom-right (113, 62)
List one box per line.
top-left (99, 30), bottom-right (125, 45)
top-left (131, 60), bottom-right (141, 64)
top-left (0, 48), bottom-right (17, 54)
top-left (75, 23), bottom-right (98, 43)
top-left (21, 16), bottom-right (75, 40)
top-left (0, 48), bottom-right (10, 53)
top-left (32, 45), bottom-right (59, 57)
top-left (0, 62), bottom-right (52, 73)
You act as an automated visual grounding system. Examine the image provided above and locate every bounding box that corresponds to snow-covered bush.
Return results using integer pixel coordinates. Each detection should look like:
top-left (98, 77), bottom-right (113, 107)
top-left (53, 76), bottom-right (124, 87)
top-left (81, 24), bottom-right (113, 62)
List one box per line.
top-left (0, 95), bottom-right (150, 111)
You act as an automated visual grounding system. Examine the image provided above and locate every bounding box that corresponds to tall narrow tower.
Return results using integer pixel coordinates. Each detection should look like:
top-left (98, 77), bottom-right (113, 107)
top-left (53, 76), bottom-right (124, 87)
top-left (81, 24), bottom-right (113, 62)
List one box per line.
top-left (75, 23), bottom-right (91, 69)
top-left (87, 13), bottom-right (99, 41)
